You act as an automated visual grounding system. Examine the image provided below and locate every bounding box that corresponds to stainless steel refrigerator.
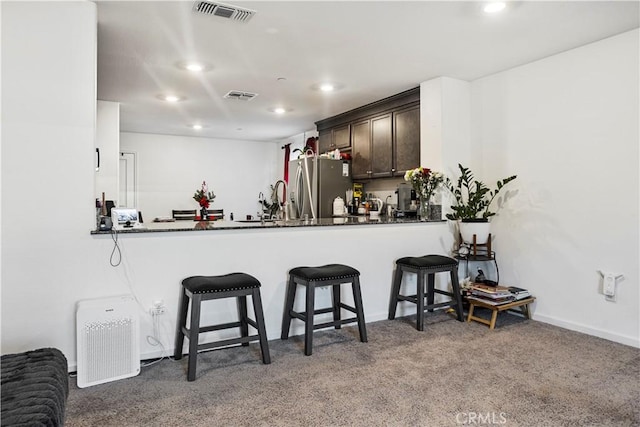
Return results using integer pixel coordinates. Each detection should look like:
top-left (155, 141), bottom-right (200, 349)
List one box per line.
top-left (288, 157), bottom-right (352, 219)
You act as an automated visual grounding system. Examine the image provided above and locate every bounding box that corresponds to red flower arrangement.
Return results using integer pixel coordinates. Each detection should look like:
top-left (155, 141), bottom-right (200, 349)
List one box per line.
top-left (193, 181), bottom-right (216, 208)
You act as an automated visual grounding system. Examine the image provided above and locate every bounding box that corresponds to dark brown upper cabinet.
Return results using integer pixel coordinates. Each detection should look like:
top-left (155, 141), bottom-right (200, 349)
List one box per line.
top-left (351, 120), bottom-right (371, 179)
top-left (315, 87), bottom-right (420, 180)
top-left (393, 104), bottom-right (420, 176)
top-left (370, 114), bottom-right (393, 178)
top-left (318, 123), bottom-right (351, 153)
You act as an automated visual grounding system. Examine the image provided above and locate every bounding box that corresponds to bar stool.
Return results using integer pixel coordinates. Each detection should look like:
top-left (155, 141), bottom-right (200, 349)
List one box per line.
top-left (174, 273), bottom-right (270, 381)
top-left (281, 264), bottom-right (367, 356)
top-left (388, 254), bottom-right (464, 331)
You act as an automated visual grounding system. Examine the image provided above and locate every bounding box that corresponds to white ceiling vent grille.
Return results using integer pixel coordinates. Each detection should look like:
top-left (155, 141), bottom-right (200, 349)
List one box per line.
top-left (224, 90), bottom-right (258, 101)
top-left (193, 1), bottom-right (256, 23)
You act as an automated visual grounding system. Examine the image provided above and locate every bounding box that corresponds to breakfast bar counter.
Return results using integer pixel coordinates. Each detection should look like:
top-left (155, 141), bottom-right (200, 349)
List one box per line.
top-left (90, 216), bottom-right (442, 234)
top-left (90, 216), bottom-right (456, 361)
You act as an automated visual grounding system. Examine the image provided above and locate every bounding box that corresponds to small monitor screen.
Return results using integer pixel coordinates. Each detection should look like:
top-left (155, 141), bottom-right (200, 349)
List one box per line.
top-left (111, 208), bottom-right (139, 224)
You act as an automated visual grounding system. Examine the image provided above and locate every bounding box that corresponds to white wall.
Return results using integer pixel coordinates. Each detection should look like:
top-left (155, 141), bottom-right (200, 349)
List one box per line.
top-left (120, 132), bottom-right (280, 221)
top-left (421, 77), bottom-right (472, 216)
top-left (421, 77), bottom-right (472, 177)
top-left (95, 101), bottom-right (120, 205)
top-left (1, 2), bottom-right (98, 355)
top-left (470, 30), bottom-right (639, 346)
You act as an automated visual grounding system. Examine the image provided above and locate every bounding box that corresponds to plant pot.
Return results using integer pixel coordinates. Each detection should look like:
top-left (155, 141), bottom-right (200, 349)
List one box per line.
top-left (459, 219), bottom-right (490, 244)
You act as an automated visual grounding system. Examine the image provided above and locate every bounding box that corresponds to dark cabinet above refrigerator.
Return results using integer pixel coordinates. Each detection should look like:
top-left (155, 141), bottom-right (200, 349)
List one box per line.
top-left (315, 87), bottom-right (420, 180)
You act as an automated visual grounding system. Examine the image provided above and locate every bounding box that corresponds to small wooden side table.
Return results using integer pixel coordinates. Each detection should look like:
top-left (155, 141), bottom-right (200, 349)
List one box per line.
top-left (467, 297), bottom-right (535, 329)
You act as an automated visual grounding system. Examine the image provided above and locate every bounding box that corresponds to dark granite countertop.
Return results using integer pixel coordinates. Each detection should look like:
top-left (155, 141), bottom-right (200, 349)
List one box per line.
top-left (90, 215), bottom-right (444, 234)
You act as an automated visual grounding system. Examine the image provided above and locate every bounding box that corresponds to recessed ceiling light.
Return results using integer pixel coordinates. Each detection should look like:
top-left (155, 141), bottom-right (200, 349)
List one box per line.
top-left (483, 2), bottom-right (506, 13)
top-left (312, 82), bottom-right (343, 92)
top-left (186, 63), bottom-right (204, 72)
top-left (191, 124), bottom-right (203, 130)
top-left (176, 60), bottom-right (212, 72)
top-left (157, 94), bottom-right (185, 102)
top-left (268, 106), bottom-right (292, 114)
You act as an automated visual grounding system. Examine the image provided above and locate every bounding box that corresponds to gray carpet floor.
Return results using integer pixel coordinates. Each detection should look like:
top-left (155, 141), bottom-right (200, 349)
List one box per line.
top-left (66, 310), bottom-right (640, 426)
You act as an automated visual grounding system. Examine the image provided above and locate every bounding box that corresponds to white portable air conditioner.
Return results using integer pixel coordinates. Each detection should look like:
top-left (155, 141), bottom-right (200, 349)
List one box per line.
top-left (76, 295), bottom-right (140, 388)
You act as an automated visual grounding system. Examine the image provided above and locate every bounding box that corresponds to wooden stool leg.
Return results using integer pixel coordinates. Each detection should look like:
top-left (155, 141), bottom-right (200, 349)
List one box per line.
top-left (449, 268), bottom-right (464, 321)
top-left (332, 284), bottom-right (341, 329)
top-left (467, 303), bottom-right (475, 323)
top-left (280, 276), bottom-right (297, 340)
top-left (187, 294), bottom-right (202, 382)
top-left (489, 310), bottom-right (498, 330)
top-left (173, 287), bottom-right (189, 360)
top-left (304, 282), bottom-right (316, 356)
top-left (416, 270), bottom-right (425, 331)
top-left (237, 295), bottom-right (249, 346)
top-left (388, 266), bottom-right (403, 320)
top-left (251, 289), bottom-right (271, 364)
top-left (521, 303), bottom-right (531, 319)
top-left (426, 273), bottom-right (435, 312)
top-left (351, 276), bottom-right (368, 342)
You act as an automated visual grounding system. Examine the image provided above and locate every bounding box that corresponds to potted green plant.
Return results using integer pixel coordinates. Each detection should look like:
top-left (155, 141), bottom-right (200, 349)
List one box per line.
top-left (445, 164), bottom-right (517, 244)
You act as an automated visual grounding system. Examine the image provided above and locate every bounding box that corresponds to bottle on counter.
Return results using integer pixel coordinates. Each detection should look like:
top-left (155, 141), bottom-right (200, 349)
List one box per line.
top-left (352, 197), bottom-right (360, 215)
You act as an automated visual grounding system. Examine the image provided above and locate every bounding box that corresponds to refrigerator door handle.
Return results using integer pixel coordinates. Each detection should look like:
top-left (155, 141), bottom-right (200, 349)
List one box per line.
top-left (295, 163), bottom-right (303, 217)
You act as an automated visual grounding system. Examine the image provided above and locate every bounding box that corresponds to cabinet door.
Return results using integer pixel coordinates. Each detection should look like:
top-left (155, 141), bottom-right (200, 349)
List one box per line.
top-left (318, 129), bottom-right (332, 154)
top-left (393, 105), bottom-right (420, 175)
top-left (351, 119), bottom-right (371, 179)
top-left (370, 114), bottom-right (393, 178)
top-left (333, 124), bottom-right (351, 150)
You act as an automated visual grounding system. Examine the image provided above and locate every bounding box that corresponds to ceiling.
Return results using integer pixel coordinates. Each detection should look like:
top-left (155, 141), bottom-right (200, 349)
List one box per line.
top-left (96, 1), bottom-right (639, 142)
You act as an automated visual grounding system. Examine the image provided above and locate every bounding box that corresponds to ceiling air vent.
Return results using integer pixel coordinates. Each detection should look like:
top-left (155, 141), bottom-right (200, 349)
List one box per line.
top-left (193, 1), bottom-right (256, 23)
top-left (224, 90), bottom-right (258, 101)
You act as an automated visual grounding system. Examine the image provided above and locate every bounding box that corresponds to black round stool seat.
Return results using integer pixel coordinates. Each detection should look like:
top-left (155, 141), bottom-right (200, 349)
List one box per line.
top-left (182, 273), bottom-right (261, 294)
top-left (396, 255), bottom-right (457, 269)
top-left (289, 264), bottom-right (360, 281)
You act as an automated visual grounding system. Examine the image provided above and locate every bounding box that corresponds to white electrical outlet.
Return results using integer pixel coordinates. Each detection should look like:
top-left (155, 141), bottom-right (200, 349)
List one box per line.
top-left (598, 270), bottom-right (623, 301)
top-left (603, 274), bottom-right (616, 296)
top-left (150, 300), bottom-right (166, 315)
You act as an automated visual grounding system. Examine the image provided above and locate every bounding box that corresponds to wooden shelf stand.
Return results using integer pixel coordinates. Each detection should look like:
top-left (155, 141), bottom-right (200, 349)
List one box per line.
top-left (467, 297), bottom-right (536, 329)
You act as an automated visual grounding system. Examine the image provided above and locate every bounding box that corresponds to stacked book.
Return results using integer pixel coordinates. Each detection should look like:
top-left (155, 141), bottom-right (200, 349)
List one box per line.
top-left (466, 283), bottom-right (533, 306)
top-left (507, 286), bottom-right (531, 300)
top-left (468, 283), bottom-right (515, 306)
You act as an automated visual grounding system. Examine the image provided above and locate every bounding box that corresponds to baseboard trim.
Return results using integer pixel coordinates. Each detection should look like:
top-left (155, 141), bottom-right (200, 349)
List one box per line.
top-left (533, 313), bottom-right (640, 348)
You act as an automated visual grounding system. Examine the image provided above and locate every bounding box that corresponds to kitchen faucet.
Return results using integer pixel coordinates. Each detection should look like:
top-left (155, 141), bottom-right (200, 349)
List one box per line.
top-left (273, 180), bottom-right (289, 221)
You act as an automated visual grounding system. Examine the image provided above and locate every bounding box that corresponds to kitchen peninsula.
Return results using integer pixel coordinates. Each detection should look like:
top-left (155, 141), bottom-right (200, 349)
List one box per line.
top-left (90, 216), bottom-right (442, 234)
top-left (90, 217), bottom-right (455, 360)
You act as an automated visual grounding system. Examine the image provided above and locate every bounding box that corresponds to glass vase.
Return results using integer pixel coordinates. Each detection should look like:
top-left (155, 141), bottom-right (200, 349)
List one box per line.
top-left (418, 198), bottom-right (432, 221)
top-left (200, 206), bottom-right (208, 221)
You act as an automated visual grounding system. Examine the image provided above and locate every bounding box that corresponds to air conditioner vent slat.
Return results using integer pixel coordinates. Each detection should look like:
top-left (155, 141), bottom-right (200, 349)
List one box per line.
top-left (224, 90), bottom-right (258, 101)
top-left (193, 1), bottom-right (256, 23)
